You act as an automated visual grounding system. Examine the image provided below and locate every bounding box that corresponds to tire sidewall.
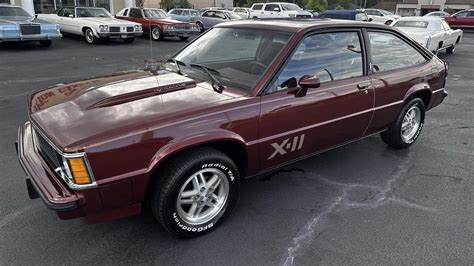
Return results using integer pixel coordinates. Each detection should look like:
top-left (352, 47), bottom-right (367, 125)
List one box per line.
top-left (162, 157), bottom-right (240, 237)
top-left (398, 98), bottom-right (425, 145)
top-left (85, 28), bottom-right (95, 44)
top-left (151, 27), bottom-right (161, 41)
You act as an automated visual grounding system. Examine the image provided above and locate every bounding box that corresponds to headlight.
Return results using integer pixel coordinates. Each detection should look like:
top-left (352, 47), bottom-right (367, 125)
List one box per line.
top-left (167, 25), bottom-right (175, 30)
top-left (99, 25), bottom-right (108, 32)
top-left (134, 24), bottom-right (142, 31)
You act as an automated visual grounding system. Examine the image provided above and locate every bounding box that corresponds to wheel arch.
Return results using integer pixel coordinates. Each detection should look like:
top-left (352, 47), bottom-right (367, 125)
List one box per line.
top-left (81, 26), bottom-right (98, 37)
top-left (403, 83), bottom-right (432, 109)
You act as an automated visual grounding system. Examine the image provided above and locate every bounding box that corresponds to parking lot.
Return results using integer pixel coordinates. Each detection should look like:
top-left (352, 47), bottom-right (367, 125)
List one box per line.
top-left (0, 33), bottom-right (473, 264)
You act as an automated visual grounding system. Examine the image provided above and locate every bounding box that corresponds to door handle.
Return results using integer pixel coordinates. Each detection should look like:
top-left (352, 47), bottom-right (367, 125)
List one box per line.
top-left (357, 81), bottom-right (371, 90)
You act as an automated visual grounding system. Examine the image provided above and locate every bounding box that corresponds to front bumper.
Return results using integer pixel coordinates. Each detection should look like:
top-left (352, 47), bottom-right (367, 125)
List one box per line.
top-left (97, 31), bottom-right (143, 39)
top-left (0, 33), bottom-right (62, 42)
top-left (163, 29), bottom-right (199, 37)
top-left (16, 122), bottom-right (81, 211)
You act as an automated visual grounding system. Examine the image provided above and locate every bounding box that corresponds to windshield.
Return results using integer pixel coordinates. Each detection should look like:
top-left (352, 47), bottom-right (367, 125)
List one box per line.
top-left (380, 10), bottom-right (393, 15)
top-left (143, 9), bottom-right (167, 18)
top-left (393, 21), bottom-right (429, 28)
top-left (281, 4), bottom-right (302, 11)
top-left (173, 28), bottom-right (292, 91)
top-left (0, 6), bottom-right (32, 17)
top-left (76, 8), bottom-right (112, 18)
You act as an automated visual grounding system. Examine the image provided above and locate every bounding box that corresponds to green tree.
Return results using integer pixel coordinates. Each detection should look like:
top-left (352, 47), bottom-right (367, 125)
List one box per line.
top-left (180, 0), bottom-right (191, 8)
top-left (444, 7), bottom-right (455, 14)
top-left (160, 0), bottom-right (175, 10)
top-left (306, 0), bottom-right (327, 11)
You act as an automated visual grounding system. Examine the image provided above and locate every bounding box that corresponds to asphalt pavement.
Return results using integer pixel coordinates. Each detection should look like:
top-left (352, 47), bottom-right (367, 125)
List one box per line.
top-left (0, 33), bottom-right (473, 265)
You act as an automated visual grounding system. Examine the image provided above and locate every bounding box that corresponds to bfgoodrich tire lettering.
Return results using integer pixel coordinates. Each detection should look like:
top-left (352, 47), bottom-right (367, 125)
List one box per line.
top-left (151, 147), bottom-right (240, 238)
top-left (381, 98), bottom-right (425, 149)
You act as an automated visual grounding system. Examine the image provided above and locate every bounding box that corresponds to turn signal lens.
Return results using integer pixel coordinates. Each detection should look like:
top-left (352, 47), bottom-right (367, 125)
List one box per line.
top-left (67, 158), bottom-right (91, 184)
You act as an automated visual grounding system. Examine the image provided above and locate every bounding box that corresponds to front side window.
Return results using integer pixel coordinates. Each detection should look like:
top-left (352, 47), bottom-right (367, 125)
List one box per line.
top-left (143, 9), bottom-right (166, 18)
top-left (368, 31), bottom-right (426, 72)
top-left (173, 28), bottom-right (292, 91)
top-left (202, 11), bottom-right (212, 17)
top-left (355, 12), bottom-right (369, 21)
top-left (281, 4), bottom-right (301, 11)
top-left (455, 11), bottom-right (468, 17)
top-left (252, 4), bottom-right (263, 10)
top-left (275, 31), bottom-right (363, 91)
top-left (265, 4), bottom-right (280, 11)
top-left (76, 7), bottom-right (111, 18)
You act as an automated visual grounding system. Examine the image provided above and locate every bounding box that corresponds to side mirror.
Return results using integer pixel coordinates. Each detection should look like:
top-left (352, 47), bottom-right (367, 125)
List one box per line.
top-left (286, 75), bottom-right (320, 97)
top-left (368, 17), bottom-right (373, 22)
top-left (274, 7), bottom-right (280, 12)
top-left (69, 14), bottom-right (74, 18)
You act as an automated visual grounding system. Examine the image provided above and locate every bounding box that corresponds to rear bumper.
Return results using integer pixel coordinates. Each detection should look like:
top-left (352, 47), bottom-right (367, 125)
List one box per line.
top-left (16, 122), bottom-right (81, 211)
top-left (429, 88), bottom-right (448, 109)
top-left (0, 33), bottom-right (62, 42)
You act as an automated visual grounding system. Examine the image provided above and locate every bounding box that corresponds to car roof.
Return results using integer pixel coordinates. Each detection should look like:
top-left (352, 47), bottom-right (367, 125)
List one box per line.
top-left (396, 16), bottom-right (443, 21)
top-left (216, 19), bottom-right (390, 32)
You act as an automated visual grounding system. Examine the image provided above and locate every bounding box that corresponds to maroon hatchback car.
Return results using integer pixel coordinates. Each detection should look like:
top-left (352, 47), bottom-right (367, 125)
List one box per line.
top-left (17, 19), bottom-right (448, 237)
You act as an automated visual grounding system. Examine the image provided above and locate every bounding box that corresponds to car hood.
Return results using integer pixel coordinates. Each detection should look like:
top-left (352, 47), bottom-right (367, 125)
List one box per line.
top-left (29, 71), bottom-right (243, 151)
top-left (147, 18), bottom-right (189, 25)
top-left (79, 17), bottom-right (136, 25)
top-left (397, 27), bottom-right (436, 42)
top-left (0, 16), bottom-right (55, 25)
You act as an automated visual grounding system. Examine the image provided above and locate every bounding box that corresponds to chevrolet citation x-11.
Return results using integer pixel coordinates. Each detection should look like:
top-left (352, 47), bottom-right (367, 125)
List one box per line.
top-left (17, 19), bottom-right (448, 237)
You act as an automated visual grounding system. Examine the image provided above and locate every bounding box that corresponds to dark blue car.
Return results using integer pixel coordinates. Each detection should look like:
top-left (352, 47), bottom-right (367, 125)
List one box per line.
top-left (318, 9), bottom-right (371, 22)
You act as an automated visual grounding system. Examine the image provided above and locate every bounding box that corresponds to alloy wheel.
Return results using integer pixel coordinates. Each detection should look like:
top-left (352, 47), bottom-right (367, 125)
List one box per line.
top-left (401, 105), bottom-right (421, 142)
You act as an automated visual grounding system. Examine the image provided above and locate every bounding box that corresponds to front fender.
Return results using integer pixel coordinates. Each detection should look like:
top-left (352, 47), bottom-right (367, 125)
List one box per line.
top-left (149, 129), bottom-right (248, 172)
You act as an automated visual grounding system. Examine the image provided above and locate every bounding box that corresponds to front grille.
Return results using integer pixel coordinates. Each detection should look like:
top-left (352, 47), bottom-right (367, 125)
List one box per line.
top-left (296, 15), bottom-right (311, 18)
top-left (34, 129), bottom-right (62, 170)
top-left (175, 25), bottom-right (189, 30)
top-left (109, 26), bottom-right (120, 32)
top-left (127, 26), bottom-right (133, 32)
top-left (20, 24), bottom-right (41, 35)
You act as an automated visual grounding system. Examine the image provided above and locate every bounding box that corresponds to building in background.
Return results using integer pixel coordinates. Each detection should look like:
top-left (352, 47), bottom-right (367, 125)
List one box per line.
top-left (4, 0), bottom-right (135, 15)
top-left (396, 0), bottom-right (474, 16)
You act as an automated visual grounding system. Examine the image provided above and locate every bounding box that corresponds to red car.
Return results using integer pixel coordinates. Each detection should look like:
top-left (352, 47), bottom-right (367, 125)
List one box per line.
top-left (17, 19), bottom-right (448, 237)
top-left (115, 7), bottom-right (199, 41)
top-left (444, 9), bottom-right (474, 28)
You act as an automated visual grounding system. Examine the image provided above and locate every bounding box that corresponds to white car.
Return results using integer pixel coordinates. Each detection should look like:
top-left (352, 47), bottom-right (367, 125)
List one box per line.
top-left (232, 7), bottom-right (250, 19)
top-left (424, 11), bottom-right (450, 17)
top-left (392, 17), bottom-right (462, 54)
top-left (363, 8), bottom-right (400, 25)
top-left (37, 7), bottom-right (143, 44)
top-left (249, 2), bottom-right (313, 19)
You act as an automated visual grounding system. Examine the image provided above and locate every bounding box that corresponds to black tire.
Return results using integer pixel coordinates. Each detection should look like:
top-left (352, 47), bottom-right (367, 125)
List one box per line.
top-left (39, 40), bottom-right (52, 47)
top-left (151, 147), bottom-right (240, 238)
top-left (123, 37), bottom-right (134, 43)
top-left (385, 20), bottom-right (393, 25)
top-left (84, 28), bottom-right (97, 44)
top-left (446, 44), bottom-right (455, 54)
top-left (179, 36), bottom-right (189, 41)
top-left (196, 22), bottom-right (204, 33)
top-left (381, 98), bottom-right (425, 149)
top-left (151, 26), bottom-right (163, 41)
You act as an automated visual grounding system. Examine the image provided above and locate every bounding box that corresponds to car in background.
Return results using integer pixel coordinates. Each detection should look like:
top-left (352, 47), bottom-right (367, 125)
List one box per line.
top-left (318, 9), bottom-right (371, 22)
top-left (190, 10), bottom-right (242, 32)
top-left (17, 19), bottom-right (448, 238)
top-left (232, 7), bottom-right (250, 18)
top-left (363, 8), bottom-right (399, 25)
top-left (37, 6), bottom-right (142, 44)
top-left (444, 9), bottom-right (474, 28)
top-left (0, 4), bottom-right (61, 47)
top-left (249, 2), bottom-right (313, 19)
top-left (424, 11), bottom-right (450, 17)
top-left (393, 17), bottom-right (462, 54)
top-left (198, 7), bottom-right (226, 16)
top-left (168, 8), bottom-right (198, 22)
top-left (116, 8), bottom-right (198, 41)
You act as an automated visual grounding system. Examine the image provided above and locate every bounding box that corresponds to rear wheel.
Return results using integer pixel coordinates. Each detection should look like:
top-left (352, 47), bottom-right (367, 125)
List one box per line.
top-left (196, 22), bottom-right (204, 33)
top-left (39, 40), bottom-right (52, 47)
top-left (446, 44), bottom-right (455, 54)
top-left (151, 147), bottom-right (240, 238)
top-left (381, 98), bottom-right (425, 149)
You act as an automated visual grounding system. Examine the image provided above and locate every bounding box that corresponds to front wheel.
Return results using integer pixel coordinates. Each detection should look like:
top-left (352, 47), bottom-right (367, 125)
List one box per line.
top-left (196, 22), bottom-right (204, 33)
top-left (381, 98), bottom-right (425, 149)
top-left (84, 28), bottom-right (97, 44)
top-left (151, 147), bottom-right (240, 238)
top-left (151, 26), bottom-right (163, 41)
top-left (385, 20), bottom-right (393, 25)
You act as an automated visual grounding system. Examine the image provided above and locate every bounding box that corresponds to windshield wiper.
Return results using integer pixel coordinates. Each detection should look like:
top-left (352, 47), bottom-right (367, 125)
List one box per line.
top-left (166, 58), bottom-right (185, 75)
top-left (189, 63), bottom-right (226, 93)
